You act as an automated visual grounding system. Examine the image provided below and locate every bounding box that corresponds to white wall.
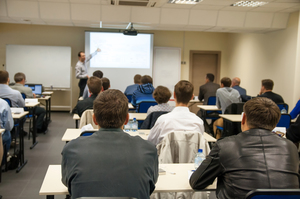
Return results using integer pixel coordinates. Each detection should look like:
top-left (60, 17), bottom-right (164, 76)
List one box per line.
top-left (226, 11), bottom-right (299, 109)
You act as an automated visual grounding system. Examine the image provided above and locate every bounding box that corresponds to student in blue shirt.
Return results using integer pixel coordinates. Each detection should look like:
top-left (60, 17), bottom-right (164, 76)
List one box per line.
top-left (124, 74), bottom-right (141, 96)
top-left (131, 75), bottom-right (155, 108)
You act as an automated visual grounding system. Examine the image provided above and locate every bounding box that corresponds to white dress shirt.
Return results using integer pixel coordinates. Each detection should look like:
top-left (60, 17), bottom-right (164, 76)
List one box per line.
top-left (0, 84), bottom-right (25, 107)
top-left (148, 106), bottom-right (204, 145)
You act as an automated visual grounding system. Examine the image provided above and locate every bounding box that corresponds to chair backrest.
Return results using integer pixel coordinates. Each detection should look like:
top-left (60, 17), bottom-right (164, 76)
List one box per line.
top-left (207, 96), bottom-right (216, 105)
top-left (277, 103), bottom-right (289, 113)
top-left (156, 131), bottom-right (210, 164)
top-left (224, 102), bottom-right (245, 114)
top-left (276, 114), bottom-right (291, 129)
top-left (126, 95), bottom-right (132, 103)
top-left (137, 101), bottom-right (158, 113)
top-left (21, 93), bottom-right (26, 100)
top-left (140, 111), bottom-right (169, 129)
top-left (2, 98), bottom-right (12, 107)
top-left (79, 109), bottom-right (98, 129)
top-left (80, 131), bottom-right (96, 137)
top-left (245, 189), bottom-right (300, 199)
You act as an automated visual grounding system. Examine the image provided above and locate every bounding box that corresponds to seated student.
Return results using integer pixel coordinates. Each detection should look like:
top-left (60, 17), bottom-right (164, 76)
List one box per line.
top-left (10, 72), bottom-right (47, 133)
top-left (257, 79), bottom-right (284, 104)
top-left (0, 70), bottom-right (25, 107)
top-left (0, 98), bottom-right (14, 152)
top-left (72, 76), bottom-right (102, 117)
top-left (190, 97), bottom-right (299, 199)
top-left (288, 98), bottom-right (300, 119)
top-left (62, 89), bottom-right (158, 199)
top-left (147, 86), bottom-right (173, 116)
top-left (124, 74), bottom-right (141, 95)
top-left (198, 73), bottom-right (220, 105)
top-left (131, 75), bottom-right (155, 107)
top-left (148, 80), bottom-right (204, 146)
top-left (82, 70), bottom-right (103, 99)
top-left (101, 77), bottom-right (110, 91)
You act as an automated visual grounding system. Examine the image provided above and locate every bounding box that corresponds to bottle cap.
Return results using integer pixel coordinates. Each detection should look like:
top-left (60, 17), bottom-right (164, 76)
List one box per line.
top-left (133, 118), bottom-right (136, 121)
top-left (198, 149), bottom-right (203, 153)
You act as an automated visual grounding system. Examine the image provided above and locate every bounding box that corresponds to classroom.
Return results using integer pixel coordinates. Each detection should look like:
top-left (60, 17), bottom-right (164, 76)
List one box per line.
top-left (1, 0), bottom-right (300, 198)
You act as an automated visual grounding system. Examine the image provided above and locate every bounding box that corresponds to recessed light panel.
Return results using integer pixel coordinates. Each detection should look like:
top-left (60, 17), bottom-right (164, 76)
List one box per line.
top-left (231, 1), bottom-right (268, 7)
top-left (168, 0), bottom-right (203, 5)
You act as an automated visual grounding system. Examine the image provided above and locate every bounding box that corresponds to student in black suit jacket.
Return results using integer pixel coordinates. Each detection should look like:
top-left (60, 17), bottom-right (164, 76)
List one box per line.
top-left (198, 73), bottom-right (220, 105)
top-left (257, 79), bottom-right (284, 104)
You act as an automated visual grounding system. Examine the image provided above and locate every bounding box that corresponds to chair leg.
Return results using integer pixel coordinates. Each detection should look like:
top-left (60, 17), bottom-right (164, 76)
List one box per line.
top-left (28, 118), bottom-right (32, 140)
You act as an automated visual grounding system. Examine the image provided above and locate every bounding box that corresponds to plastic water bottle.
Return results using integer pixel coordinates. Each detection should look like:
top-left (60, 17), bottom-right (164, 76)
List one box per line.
top-left (131, 118), bottom-right (138, 132)
top-left (281, 108), bottom-right (287, 114)
top-left (194, 149), bottom-right (206, 169)
top-left (124, 121), bottom-right (131, 132)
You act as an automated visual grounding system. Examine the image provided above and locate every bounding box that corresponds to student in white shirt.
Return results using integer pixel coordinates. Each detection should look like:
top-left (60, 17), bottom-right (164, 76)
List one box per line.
top-left (148, 80), bottom-right (204, 145)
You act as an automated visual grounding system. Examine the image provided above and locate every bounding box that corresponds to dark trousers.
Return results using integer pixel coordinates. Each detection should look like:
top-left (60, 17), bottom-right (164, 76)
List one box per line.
top-left (78, 79), bottom-right (88, 97)
top-left (30, 107), bottom-right (46, 130)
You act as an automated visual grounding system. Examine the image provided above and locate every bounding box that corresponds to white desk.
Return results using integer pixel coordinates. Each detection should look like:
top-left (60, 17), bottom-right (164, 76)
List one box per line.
top-left (62, 128), bottom-right (216, 143)
top-left (39, 164), bottom-right (216, 198)
top-left (219, 114), bottom-right (242, 122)
top-left (129, 113), bottom-right (147, 120)
top-left (0, 129), bottom-right (5, 134)
top-left (25, 102), bottom-right (40, 149)
top-left (197, 105), bottom-right (221, 111)
top-left (42, 91), bottom-right (53, 95)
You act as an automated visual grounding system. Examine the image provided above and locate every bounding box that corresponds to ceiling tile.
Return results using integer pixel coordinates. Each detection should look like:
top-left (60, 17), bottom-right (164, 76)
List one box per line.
top-left (264, 2), bottom-right (300, 7)
top-left (71, 3), bottom-right (100, 21)
top-left (250, 6), bottom-right (287, 12)
top-left (162, 4), bottom-right (195, 9)
top-left (7, 0), bottom-right (39, 19)
top-left (70, 0), bottom-right (101, 4)
top-left (192, 5), bottom-right (225, 10)
top-left (217, 11), bottom-right (246, 27)
top-left (279, 7), bottom-right (300, 12)
top-left (274, 0), bottom-right (300, 2)
top-left (161, 8), bottom-right (189, 25)
top-left (131, 7), bottom-right (160, 24)
top-left (200, 0), bottom-right (236, 6)
top-left (271, 12), bottom-right (289, 28)
top-left (40, 2), bottom-right (71, 20)
top-left (38, 0), bottom-right (69, 2)
top-left (220, 6), bottom-right (255, 11)
top-left (245, 12), bottom-right (273, 28)
top-left (101, 5), bottom-right (131, 23)
top-left (189, 10), bottom-right (218, 26)
top-left (0, 0), bottom-right (7, 17)
top-left (45, 21), bottom-right (74, 26)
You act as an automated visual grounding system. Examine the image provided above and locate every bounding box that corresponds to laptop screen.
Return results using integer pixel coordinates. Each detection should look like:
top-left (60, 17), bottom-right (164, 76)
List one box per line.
top-left (25, 84), bottom-right (42, 95)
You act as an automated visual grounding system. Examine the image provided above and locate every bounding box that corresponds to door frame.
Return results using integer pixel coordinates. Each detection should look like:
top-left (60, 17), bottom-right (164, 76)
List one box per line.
top-left (189, 50), bottom-right (221, 84)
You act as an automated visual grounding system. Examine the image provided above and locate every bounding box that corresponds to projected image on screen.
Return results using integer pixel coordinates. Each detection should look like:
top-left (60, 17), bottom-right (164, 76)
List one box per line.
top-left (90, 33), bottom-right (152, 69)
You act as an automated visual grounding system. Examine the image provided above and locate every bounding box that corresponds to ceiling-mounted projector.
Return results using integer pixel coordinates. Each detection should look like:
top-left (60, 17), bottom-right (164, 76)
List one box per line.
top-left (123, 23), bottom-right (138, 36)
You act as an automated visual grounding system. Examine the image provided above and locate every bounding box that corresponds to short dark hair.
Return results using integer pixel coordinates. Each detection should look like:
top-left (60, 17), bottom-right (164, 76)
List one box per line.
top-left (101, 77), bottom-right (110, 90)
top-left (141, 75), bottom-right (152, 84)
top-left (244, 97), bottom-right (280, 131)
top-left (0, 70), bottom-right (9, 84)
top-left (14, 72), bottom-right (26, 83)
top-left (262, 79), bottom-right (274, 90)
top-left (206, 73), bottom-right (215, 82)
top-left (134, 74), bottom-right (142, 84)
top-left (153, 86), bottom-right (171, 104)
top-left (78, 51), bottom-right (84, 57)
top-left (87, 76), bottom-right (102, 94)
top-left (93, 89), bottom-right (128, 128)
top-left (221, 77), bottom-right (231, 87)
top-left (93, 70), bottom-right (103, 78)
top-left (174, 80), bottom-right (194, 104)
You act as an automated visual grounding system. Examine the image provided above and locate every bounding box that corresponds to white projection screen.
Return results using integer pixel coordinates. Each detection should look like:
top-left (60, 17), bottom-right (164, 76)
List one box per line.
top-left (85, 32), bottom-right (154, 92)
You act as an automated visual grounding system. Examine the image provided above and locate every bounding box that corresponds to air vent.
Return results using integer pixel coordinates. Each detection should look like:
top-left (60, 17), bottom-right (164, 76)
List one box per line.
top-left (111, 0), bottom-right (154, 6)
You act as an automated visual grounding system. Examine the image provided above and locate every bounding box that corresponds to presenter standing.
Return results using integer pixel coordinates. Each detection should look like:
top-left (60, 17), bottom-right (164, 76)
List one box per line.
top-left (75, 48), bottom-right (101, 97)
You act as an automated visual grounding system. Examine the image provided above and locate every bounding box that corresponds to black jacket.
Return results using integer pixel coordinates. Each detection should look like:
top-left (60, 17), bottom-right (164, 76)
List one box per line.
top-left (287, 116), bottom-right (300, 143)
top-left (72, 94), bottom-right (97, 117)
top-left (141, 111), bottom-right (168, 129)
top-left (257, 91), bottom-right (284, 104)
top-left (190, 129), bottom-right (299, 199)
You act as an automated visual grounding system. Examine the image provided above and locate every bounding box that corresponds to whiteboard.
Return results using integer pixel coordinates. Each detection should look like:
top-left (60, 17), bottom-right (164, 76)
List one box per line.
top-left (6, 45), bottom-right (71, 88)
top-left (153, 47), bottom-right (181, 97)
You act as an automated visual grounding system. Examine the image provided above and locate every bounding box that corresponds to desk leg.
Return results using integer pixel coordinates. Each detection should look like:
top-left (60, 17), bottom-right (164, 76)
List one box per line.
top-left (48, 98), bottom-right (51, 123)
top-left (46, 195), bottom-right (54, 199)
top-left (16, 118), bottom-right (28, 173)
top-left (30, 107), bottom-right (38, 149)
top-left (75, 120), bottom-right (78, 129)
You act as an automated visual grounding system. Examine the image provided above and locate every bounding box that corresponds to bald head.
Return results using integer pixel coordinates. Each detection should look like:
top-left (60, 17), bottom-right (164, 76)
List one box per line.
top-left (231, 77), bottom-right (241, 87)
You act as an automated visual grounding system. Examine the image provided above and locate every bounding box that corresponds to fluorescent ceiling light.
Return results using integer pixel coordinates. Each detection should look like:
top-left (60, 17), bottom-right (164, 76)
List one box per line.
top-left (231, 1), bottom-right (268, 7)
top-left (168, 0), bottom-right (203, 5)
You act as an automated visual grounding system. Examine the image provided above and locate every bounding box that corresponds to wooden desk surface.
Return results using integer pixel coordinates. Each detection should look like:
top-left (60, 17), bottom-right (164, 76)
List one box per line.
top-left (128, 103), bottom-right (134, 109)
top-left (39, 164), bottom-right (216, 196)
top-left (73, 114), bottom-right (80, 120)
top-left (62, 128), bottom-right (216, 143)
top-left (12, 111), bottom-right (29, 119)
top-left (129, 113), bottom-right (147, 120)
top-left (42, 91), bottom-right (53, 95)
top-left (219, 114), bottom-right (242, 122)
top-left (197, 105), bottom-right (221, 111)
top-left (25, 102), bottom-right (40, 107)
top-left (37, 96), bottom-right (51, 101)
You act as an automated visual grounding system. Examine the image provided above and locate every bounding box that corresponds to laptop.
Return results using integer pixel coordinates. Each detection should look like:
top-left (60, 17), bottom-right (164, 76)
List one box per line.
top-left (25, 84), bottom-right (43, 98)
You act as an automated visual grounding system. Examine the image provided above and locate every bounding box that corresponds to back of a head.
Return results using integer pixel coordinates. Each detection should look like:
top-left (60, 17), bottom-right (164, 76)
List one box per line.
top-left (101, 77), bottom-right (110, 90)
top-left (262, 79), bottom-right (274, 90)
top-left (206, 73), bottom-right (215, 82)
top-left (87, 76), bottom-right (102, 94)
top-left (134, 74), bottom-right (142, 84)
top-left (14, 72), bottom-right (26, 83)
top-left (232, 77), bottom-right (240, 86)
top-left (93, 89), bottom-right (128, 128)
top-left (174, 80), bottom-right (194, 104)
top-left (153, 86), bottom-right (171, 104)
top-left (221, 77), bottom-right (231, 87)
top-left (0, 70), bottom-right (9, 84)
top-left (244, 97), bottom-right (280, 131)
top-left (141, 75), bottom-right (152, 84)
top-left (92, 70), bottom-right (103, 79)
